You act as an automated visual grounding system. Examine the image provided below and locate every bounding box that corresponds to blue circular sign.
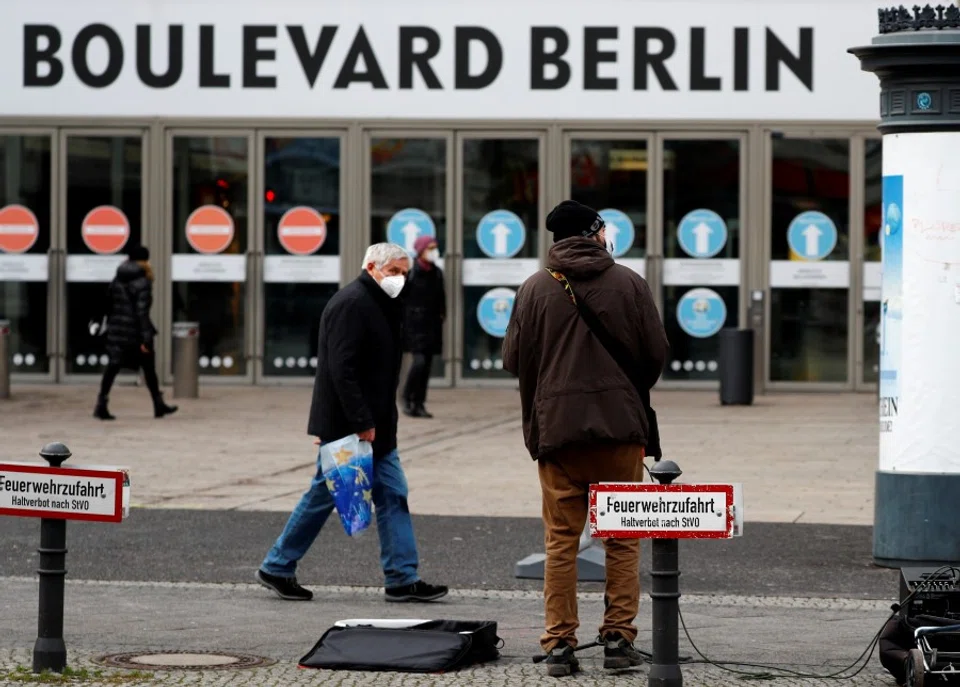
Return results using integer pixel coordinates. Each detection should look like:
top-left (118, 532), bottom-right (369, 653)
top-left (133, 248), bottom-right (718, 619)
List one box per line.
top-left (476, 287), bottom-right (516, 338)
top-left (476, 210), bottom-right (526, 259)
top-left (387, 208), bottom-right (436, 254)
top-left (677, 209), bottom-right (728, 259)
top-left (676, 288), bottom-right (727, 339)
top-left (884, 200), bottom-right (902, 239)
top-left (786, 211), bottom-right (837, 261)
top-left (599, 208), bottom-right (636, 258)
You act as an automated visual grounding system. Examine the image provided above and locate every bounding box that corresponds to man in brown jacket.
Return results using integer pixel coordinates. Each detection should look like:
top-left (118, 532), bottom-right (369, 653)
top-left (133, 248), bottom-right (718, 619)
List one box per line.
top-left (503, 200), bottom-right (668, 677)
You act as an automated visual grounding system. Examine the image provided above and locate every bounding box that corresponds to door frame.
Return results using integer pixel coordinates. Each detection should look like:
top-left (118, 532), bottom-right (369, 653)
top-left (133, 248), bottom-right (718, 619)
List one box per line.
top-left (58, 127), bottom-right (150, 383)
top-left (762, 128), bottom-right (862, 391)
top-left (453, 130), bottom-right (547, 387)
top-left (854, 131), bottom-right (883, 392)
top-left (1, 127), bottom-right (59, 383)
top-left (161, 128), bottom-right (256, 385)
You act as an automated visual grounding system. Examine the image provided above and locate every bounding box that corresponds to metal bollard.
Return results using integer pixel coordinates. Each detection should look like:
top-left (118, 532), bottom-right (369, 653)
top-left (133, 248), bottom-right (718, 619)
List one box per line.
top-left (649, 459), bottom-right (684, 687)
top-left (0, 320), bottom-right (10, 399)
top-left (33, 442), bottom-right (72, 674)
top-left (172, 322), bottom-right (199, 399)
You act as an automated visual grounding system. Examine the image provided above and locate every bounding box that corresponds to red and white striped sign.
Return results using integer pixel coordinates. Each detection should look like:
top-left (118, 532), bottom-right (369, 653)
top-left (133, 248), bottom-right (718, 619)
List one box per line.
top-left (185, 205), bottom-right (235, 255)
top-left (0, 204), bottom-right (40, 254)
top-left (81, 206), bottom-right (130, 255)
top-left (278, 206), bottom-right (327, 255)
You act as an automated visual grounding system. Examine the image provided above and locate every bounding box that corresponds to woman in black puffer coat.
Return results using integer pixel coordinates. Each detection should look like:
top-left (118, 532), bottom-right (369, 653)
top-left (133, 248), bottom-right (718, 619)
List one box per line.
top-left (401, 236), bottom-right (446, 418)
top-left (94, 245), bottom-right (177, 420)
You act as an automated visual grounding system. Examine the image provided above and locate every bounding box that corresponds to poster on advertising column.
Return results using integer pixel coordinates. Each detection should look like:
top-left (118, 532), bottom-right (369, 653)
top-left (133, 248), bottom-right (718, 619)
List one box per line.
top-left (879, 175), bottom-right (902, 442)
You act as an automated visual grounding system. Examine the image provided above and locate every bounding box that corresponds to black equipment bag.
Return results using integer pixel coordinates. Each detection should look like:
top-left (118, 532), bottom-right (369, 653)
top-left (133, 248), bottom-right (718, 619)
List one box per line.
top-left (299, 619), bottom-right (502, 673)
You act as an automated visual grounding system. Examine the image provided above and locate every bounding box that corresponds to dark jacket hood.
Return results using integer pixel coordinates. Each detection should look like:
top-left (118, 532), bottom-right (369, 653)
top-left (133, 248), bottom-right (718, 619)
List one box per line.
top-left (116, 259), bottom-right (146, 283)
top-left (546, 237), bottom-right (614, 280)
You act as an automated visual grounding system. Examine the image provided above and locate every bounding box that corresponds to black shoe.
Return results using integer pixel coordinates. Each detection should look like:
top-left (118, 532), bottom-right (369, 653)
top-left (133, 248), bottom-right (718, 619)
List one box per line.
top-left (93, 397), bottom-right (116, 421)
top-left (415, 404), bottom-right (434, 419)
top-left (255, 570), bottom-right (313, 601)
top-left (544, 641), bottom-right (580, 678)
top-left (402, 403), bottom-right (418, 418)
top-left (384, 580), bottom-right (449, 602)
top-left (153, 395), bottom-right (178, 418)
top-left (602, 633), bottom-right (644, 670)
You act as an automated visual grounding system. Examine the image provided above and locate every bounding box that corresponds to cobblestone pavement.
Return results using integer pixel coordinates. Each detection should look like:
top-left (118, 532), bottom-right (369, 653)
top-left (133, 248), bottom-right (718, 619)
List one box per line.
top-left (0, 385), bottom-right (877, 524)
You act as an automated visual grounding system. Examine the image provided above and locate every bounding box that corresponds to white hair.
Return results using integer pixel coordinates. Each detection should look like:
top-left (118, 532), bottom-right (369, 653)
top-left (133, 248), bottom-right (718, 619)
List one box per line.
top-left (362, 242), bottom-right (411, 270)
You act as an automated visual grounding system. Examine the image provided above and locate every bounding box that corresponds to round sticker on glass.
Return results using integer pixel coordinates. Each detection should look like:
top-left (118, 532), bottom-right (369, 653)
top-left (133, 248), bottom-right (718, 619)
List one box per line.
top-left (476, 287), bottom-right (516, 338)
top-left (0, 204), bottom-right (40, 254)
top-left (786, 211), bottom-right (837, 262)
top-left (387, 208), bottom-right (436, 254)
top-left (476, 210), bottom-right (526, 259)
top-left (598, 209), bottom-right (636, 258)
top-left (676, 288), bottom-right (727, 338)
top-left (677, 209), bottom-right (728, 259)
top-left (278, 206), bottom-right (327, 255)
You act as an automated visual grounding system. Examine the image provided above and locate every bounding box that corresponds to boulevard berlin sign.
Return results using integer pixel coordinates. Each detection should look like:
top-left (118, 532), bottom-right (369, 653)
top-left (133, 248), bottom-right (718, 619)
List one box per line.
top-left (0, 462), bottom-right (130, 523)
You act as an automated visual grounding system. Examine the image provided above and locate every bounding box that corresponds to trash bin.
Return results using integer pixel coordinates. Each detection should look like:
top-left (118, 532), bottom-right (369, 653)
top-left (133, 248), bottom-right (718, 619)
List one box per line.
top-left (718, 327), bottom-right (754, 406)
top-left (0, 320), bottom-right (10, 400)
top-left (172, 322), bottom-right (199, 399)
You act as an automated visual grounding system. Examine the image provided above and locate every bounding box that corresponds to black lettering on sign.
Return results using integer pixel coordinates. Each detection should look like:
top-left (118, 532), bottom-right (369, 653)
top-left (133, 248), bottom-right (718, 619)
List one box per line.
top-left (530, 27), bottom-right (570, 90)
top-left (766, 28), bottom-right (813, 91)
top-left (287, 26), bottom-right (337, 88)
top-left (399, 26), bottom-right (442, 89)
top-left (23, 25), bottom-right (63, 86)
top-left (633, 28), bottom-right (677, 91)
top-left (199, 25), bottom-right (229, 87)
top-left (334, 26), bottom-right (388, 89)
top-left (733, 27), bottom-right (749, 91)
top-left (689, 28), bottom-right (720, 91)
top-left (243, 25), bottom-right (277, 88)
top-left (584, 27), bottom-right (617, 90)
top-left (455, 27), bottom-right (502, 89)
top-left (73, 24), bottom-right (123, 88)
top-left (136, 25), bottom-right (183, 88)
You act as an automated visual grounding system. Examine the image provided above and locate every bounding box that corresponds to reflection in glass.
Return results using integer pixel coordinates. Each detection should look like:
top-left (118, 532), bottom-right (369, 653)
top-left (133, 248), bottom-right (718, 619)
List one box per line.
top-left (863, 301), bottom-right (880, 384)
top-left (264, 137), bottom-right (341, 377)
top-left (462, 139), bottom-right (538, 379)
top-left (171, 137), bottom-right (248, 377)
top-left (370, 138), bottom-right (447, 254)
top-left (65, 136), bottom-right (142, 375)
top-left (0, 136), bottom-right (51, 374)
top-left (569, 139), bottom-right (647, 258)
top-left (770, 138), bottom-right (850, 382)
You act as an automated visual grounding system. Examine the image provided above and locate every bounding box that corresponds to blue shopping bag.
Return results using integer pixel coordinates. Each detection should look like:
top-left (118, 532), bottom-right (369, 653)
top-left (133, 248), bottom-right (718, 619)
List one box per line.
top-left (319, 435), bottom-right (374, 537)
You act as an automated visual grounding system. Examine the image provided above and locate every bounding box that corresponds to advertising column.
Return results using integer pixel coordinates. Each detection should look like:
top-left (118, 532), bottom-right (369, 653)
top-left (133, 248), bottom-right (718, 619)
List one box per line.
top-left (850, 7), bottom-right (960, 565)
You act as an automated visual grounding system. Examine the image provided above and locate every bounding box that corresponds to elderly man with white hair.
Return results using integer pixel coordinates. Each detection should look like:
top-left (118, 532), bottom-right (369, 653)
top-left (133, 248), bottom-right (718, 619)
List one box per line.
top-left (257, 242), bottom-right (448, 604)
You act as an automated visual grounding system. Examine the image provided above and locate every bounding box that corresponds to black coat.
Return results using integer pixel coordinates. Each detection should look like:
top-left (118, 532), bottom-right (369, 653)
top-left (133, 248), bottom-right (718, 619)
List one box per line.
top-left (307, 271), bottom-right (403, 459)
top-left (105, 260), bottom-right (157, 368)
top-left (401, 262), bottom-right (445, 355)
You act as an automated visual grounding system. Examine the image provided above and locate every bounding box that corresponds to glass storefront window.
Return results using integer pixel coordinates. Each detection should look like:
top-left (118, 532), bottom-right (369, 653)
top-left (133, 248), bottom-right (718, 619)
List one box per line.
top-left (461, 138), bottom-right (539, 379)
top-left (769, 137), bottom-right (850, 383)
top-left (662, 139), bottom-right (741, 382)
top-left (65, 135), bottom-right (143, 375)
top-left (0, 135), bottom-right (52, 374)
top-left (171, 136), bottom-right (248, 377)
top-left (863, 139), bottom-right (882, 385)
top-left (263, 136), bottom-right (341, 377)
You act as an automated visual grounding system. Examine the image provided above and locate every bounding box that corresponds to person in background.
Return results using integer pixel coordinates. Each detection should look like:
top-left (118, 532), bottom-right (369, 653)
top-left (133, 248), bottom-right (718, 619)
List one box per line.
top-left (256, 242), bottom-right (448, 604)
top-left (502, 200), bottom-right (668, 677)
top-left (401, 235), bottom-right (446, 418)
top-left (94, 245), bottom-right (178, 421)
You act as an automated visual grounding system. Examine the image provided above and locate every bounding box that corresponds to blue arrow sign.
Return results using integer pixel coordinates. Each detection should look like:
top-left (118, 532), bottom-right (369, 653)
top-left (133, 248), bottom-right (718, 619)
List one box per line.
top-left (676, 287), bottom-right (727, 338)
top-left (387, 208), bottom-right (436, 253)
top-left (677, 209), bottom-right (728, 259)
top-left (476, 287), bottom-right (516, 338)
top-left (476, 210), bottom-right (526, 259)
top-left (599, 208), bottom-right (636, 258)
top-left (786, 211), bottom-right (837, 261)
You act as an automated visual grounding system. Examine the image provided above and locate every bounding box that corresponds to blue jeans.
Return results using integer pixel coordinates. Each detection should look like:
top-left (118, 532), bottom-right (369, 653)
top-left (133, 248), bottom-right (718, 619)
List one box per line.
top-left (260, 448), bottom-right (420, 588)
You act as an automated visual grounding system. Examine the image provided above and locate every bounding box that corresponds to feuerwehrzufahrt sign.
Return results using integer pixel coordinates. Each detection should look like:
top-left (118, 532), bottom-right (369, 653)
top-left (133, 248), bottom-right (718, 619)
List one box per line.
top-left (590, 483), bottom-right (743, 539)
top-left (0, 462), bottom-right (130, 523)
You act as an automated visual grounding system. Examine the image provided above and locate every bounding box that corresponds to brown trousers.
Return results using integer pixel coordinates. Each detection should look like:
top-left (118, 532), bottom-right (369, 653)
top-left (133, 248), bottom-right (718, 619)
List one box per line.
top-left (538, 443), bottom-right (644, 652)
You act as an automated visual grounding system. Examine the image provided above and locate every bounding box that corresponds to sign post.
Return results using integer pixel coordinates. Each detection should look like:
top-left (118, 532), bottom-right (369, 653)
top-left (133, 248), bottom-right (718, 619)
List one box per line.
top-left (590, 460), bottom-right (743, 687)
top-left (0, 442), bottom-right (130, 674)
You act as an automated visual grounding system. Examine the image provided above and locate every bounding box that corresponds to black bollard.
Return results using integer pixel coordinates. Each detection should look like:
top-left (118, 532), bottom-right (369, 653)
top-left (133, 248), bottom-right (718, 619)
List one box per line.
top-left (33, 442), bottom-right (72, 674)
top-left (648, 460), bottom-right (683, 687)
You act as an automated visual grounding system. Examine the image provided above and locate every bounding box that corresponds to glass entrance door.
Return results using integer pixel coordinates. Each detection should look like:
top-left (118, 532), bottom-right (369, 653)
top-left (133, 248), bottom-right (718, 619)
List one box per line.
top-left (168, 132), bottom-right (253, 381)
top-left (259, 132), bottom-right (345, 381)
top-left (456, 133), bottom-right (543, 383)
top-left (61, 131), bottom-right (146, 378)
top-left (0, 132), bottom-right (54, 379)
top-left (859, 137), bottom-right (883, 390)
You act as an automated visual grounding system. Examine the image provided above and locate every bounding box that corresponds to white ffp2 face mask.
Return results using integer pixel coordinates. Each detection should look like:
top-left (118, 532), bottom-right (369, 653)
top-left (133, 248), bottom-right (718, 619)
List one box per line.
top-left (605, 237), bottom-right (615, 255)
top-left (424, 248), bottom-right (440, 263)
top-left (378, 274), bottom-right (406, 299)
